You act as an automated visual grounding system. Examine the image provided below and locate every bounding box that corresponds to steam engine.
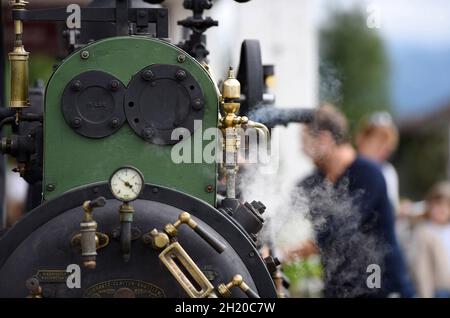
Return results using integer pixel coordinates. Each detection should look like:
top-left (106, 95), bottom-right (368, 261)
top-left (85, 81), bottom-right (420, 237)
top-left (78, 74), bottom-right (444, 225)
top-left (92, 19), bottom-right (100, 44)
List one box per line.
top-left (0, 0), bottom-right (282, 298)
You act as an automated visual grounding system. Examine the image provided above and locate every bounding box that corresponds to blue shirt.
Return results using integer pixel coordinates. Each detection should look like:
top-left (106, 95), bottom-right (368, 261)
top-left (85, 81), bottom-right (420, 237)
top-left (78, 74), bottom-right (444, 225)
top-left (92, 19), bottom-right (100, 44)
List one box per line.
top-left (299, 156), bottom-right (414, 297)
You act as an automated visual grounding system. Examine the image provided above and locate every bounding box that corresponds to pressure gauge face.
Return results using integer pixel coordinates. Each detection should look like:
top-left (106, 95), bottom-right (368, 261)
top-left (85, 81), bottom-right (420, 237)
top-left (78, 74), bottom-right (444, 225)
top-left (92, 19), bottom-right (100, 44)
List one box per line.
top-left (109, 167), bottom-right (144, 202)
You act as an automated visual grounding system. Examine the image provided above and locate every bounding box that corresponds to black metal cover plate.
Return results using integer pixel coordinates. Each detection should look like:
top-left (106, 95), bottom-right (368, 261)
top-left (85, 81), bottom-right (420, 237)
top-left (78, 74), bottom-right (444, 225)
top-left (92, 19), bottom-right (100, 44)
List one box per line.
top-left (62, 71), bottom-right (127, 139)
top-left (125, 64), bottom-right (205, 145)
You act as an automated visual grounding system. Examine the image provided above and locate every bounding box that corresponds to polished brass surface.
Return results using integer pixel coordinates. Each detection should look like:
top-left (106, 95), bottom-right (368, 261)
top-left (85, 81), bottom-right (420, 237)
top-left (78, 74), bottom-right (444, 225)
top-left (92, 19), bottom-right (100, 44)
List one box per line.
top-left (9, 0), bottom-right (30, 109)
top-left (159, 242), bottom-right (214, 298)
top-left (216, 274), bottom-right (255, 298)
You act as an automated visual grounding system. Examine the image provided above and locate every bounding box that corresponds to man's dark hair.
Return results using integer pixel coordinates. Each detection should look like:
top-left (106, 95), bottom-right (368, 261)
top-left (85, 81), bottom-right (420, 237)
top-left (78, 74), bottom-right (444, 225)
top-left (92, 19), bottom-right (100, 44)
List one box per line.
top-left (307, 103), bottom-right (349, 145)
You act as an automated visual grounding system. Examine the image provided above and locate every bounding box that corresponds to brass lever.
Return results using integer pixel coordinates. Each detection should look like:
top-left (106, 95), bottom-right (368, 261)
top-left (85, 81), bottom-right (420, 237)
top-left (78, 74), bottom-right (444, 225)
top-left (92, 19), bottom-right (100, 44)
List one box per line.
top-left (159, 242), bottom-right (214, 298)
top-left (164, 212), bottom-right (226, 254)
top-left (217, 275), bottom-right (260, 298)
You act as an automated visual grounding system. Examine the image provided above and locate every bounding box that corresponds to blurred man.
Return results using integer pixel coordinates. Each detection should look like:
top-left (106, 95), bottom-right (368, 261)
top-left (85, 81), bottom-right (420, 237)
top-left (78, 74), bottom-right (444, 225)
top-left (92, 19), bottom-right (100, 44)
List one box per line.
top-left (295, 104), bottom-right (414, 297)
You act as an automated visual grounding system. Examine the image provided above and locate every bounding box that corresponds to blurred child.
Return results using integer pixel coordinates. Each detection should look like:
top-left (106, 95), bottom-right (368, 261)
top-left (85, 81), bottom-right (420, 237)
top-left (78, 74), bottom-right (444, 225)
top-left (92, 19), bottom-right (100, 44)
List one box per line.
top-left (355, 112), bottom-right (399, 210)
top-left (413, 182), bottom-right (450, 298)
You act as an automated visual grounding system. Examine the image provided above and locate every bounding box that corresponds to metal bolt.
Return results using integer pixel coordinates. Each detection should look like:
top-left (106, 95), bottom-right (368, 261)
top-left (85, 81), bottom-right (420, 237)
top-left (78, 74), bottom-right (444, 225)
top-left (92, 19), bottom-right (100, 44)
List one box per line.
top-left (142, 128), bottom-right (154, 140)
top-left (249, 251), bottom-right (255, 257)
top-left (110, 80), bottom-right (120, 91)
top-left (142, 70), bottom-right (154, 81)
top-left (175, 70), bottom-right (187, 81)
top-left (111, 118), bottom-right (120, 128)
top-left (46, 184), bottom-right (55, 192)
top-left (177, 54), bottom-right (186, 63)
top-left (192, 98), bottom-right (203, 110)
top-left (72, 117), bottom-right (82, 128)
top-left (142, 234), bottom-right (152, 244)
top-left (80, 50), bottom-right (90, 59)
top-left (71, 80), bottom-right (82, 91)
top-left (205, 185), bottom-right (214, 193)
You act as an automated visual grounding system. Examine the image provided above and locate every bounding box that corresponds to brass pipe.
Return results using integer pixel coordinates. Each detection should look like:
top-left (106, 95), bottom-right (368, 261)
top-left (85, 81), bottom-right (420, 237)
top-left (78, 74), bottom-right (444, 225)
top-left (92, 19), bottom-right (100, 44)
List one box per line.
top-left (9, 0), bottom-right (30, 110)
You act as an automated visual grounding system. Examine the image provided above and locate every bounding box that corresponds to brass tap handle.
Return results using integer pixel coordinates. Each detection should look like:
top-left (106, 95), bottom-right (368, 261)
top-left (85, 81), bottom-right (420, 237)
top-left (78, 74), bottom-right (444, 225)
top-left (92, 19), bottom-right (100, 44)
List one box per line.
top-left (25, 277), bottom-right (42, 298)
top-left (217, 274), bottom-right (260, 299)
top-left (165, 212), bottom-right (226, 254)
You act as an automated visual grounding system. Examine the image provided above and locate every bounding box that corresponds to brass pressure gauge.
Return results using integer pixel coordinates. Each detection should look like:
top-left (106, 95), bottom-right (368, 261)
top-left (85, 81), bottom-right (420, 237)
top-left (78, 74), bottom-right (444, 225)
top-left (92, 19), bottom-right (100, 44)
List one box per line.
top-left (109, 166), bottom-right (144, 202)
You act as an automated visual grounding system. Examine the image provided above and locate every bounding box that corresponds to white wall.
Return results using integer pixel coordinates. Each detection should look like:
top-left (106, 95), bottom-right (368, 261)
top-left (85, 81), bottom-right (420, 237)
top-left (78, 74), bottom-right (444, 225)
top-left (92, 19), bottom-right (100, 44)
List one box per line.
top-left (167, 0), bottom-right (318, 247)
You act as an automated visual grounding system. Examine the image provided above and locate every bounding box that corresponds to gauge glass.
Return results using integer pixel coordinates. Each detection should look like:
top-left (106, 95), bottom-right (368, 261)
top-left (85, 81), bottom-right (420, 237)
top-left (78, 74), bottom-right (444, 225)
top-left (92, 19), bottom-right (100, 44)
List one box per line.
top-left (109, 167), bottom-right (144, 202)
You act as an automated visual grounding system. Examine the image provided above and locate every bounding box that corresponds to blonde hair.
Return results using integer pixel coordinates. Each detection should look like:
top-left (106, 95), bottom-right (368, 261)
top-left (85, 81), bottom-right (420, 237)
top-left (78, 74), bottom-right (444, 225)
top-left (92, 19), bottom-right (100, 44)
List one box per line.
top-left (356, 112), bottom-right (399, 152)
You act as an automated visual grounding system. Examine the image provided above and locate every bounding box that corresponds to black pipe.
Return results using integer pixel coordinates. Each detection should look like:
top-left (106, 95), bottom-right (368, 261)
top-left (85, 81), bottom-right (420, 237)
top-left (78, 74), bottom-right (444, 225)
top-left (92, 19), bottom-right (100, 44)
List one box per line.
top-left (248, 106), bottom-right (315, 129)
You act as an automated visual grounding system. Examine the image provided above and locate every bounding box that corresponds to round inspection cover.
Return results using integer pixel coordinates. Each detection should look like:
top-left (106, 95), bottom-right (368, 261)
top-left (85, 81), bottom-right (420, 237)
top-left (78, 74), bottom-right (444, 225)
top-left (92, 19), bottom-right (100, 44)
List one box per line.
top-left (62, 71), bottom-right (127, 138)
top-left (125, 64), bottom-right (205, 145)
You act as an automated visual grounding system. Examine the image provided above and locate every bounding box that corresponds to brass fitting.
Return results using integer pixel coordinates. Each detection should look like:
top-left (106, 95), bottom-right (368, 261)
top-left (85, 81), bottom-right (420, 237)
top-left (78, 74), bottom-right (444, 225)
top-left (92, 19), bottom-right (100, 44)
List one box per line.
top-left (72, 197), bottom-right (107, 269)
top-left (163, 212), bottom-right (226, 254)
top-left (216, 274), bottom-right (259, 298)
top-left (149, 229), bottom-right (170, 250)
top-left (9, 0), bottom-right (30, 109)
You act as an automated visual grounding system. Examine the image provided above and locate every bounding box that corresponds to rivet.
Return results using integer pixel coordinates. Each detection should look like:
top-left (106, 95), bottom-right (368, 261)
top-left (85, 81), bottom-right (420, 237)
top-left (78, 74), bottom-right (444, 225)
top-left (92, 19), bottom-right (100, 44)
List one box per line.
top-left (71, 80), bottom-right (82, 91)
top-left (46, 184), bottom-right (56, 192)
top-left (110, 80), bottom-right (120, 91)
top-left (72, 117), bottom-right (82, 128)
top-left (111, 118), bottom-right (120, 128)
top-left (175, 70), bottom-right (187, 81)
top-left (142, 128), bottom-right (154, 140)
top-left (80, 51), bottom-right (90, 59)
top-left (177, 54), bottom-right (186, 63)
top-left (192, 98), bottom-right (203, 110)
top-left (205, 185), bottom-right (214, 193)
top-left (142, 70), bottom-right (154, 81)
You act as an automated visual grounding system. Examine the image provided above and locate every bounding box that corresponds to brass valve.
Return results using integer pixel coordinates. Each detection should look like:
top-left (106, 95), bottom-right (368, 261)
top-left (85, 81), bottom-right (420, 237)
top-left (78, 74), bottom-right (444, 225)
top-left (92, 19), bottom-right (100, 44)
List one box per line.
top-left (217, 274), bottom-right (260, 298)
top-left (71, 197), bottom-right (108, 269)
top-left (163, 212), bottom-right (226, 254)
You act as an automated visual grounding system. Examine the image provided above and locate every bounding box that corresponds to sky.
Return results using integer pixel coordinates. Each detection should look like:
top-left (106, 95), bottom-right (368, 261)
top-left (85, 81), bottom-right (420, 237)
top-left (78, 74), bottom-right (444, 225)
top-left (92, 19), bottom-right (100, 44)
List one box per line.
top-left (318, 0), bottom-right (450, 119)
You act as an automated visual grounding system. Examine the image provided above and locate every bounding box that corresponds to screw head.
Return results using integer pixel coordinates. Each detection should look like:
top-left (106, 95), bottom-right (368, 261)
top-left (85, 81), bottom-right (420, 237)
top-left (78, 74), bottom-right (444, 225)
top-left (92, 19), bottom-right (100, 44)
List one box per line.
top-left (142, 128), bottom-right (154, 140)
top-left (72, 117), bottom-right (82, 128)
top-left (46, 184), bottom-right (55, 192)
top-left (80, 51), bottom-right (90, 59)
top-left (111, 118), bottom-right (120, 128)
top-left (192, 98), bottom-right (203, 110)
top-left (110, 80), bottom-right (120, 91)
top-left (71, 80), bottom-right (82, 91)
top-left (142, 70), bottom-right (154, 81)
top-left (177, 54), bottom-right (186, 63)
top-left (175, 70), bottom-right (187, 81)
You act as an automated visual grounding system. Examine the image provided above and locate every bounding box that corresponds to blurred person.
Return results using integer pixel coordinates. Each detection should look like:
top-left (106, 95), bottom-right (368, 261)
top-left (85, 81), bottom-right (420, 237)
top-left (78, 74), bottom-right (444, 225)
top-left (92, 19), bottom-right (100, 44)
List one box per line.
top-left (355, 112), bottom-right (399, 210)
top-left (293, 104), bottom-right (414, 297)
top-left (5, 168), bottom-right (28, 228)
top-left (355, 113), bottom-right (417, 280)
top-left (413, 182), bottom-right (450, 298)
